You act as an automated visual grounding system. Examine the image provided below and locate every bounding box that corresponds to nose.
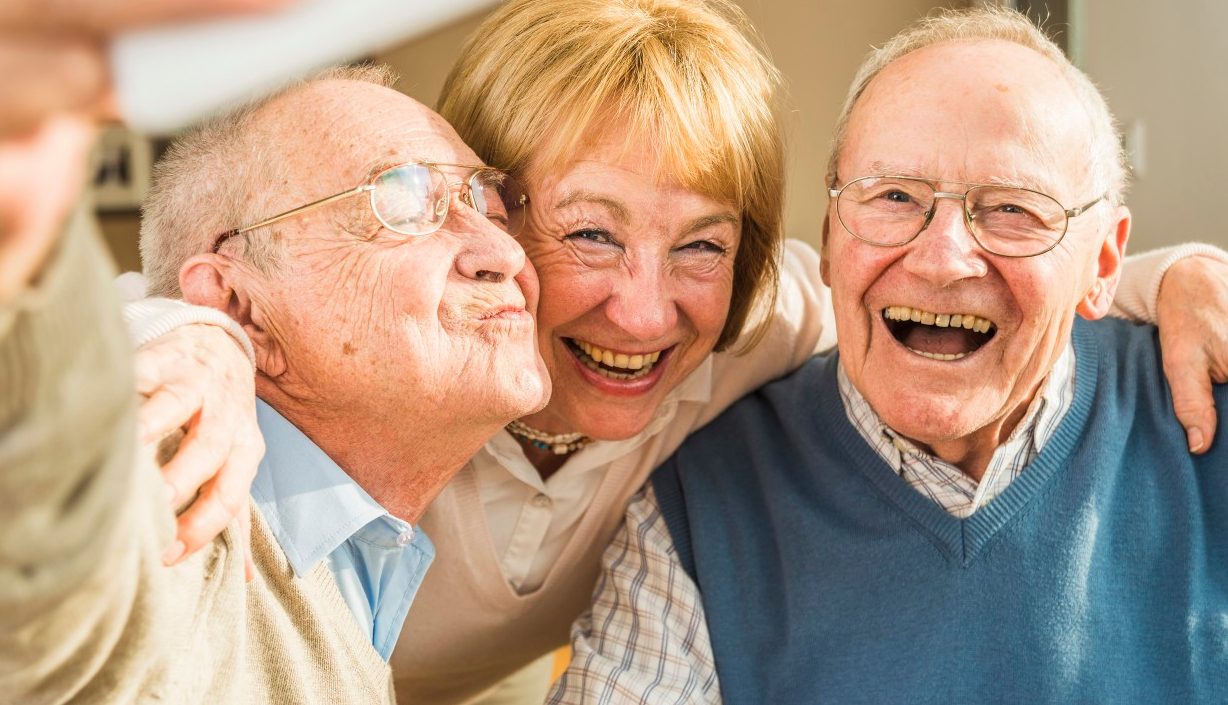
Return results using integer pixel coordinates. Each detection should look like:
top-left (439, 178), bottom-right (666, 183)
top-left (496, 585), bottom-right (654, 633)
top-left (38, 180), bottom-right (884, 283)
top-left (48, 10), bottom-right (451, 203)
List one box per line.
top-left (604, 260), bottom-right (679, 342)
top-left (454, 200), bottom-right (526, 284)
top-left (901, 196), bottom-right (988, 286)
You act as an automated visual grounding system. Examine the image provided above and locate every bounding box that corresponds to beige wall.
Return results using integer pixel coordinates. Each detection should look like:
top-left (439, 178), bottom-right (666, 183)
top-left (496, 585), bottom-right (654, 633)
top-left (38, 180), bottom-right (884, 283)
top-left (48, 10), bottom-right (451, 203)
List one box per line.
top-left (1078, 0), bottom-right (1228, 250)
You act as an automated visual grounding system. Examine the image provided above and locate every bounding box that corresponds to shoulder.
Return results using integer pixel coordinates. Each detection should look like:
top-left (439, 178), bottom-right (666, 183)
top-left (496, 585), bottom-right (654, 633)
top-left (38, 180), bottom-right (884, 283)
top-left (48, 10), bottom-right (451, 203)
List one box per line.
top-left (663, 350), bottom-right (841, 480)
top-left (1074, 317), bottom-right (1228, 460)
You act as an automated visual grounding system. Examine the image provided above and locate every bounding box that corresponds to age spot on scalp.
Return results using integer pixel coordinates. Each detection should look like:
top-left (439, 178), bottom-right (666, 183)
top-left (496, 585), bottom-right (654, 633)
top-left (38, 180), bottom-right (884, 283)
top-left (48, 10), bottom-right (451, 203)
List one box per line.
top-left (343, 342), bottom-right (356, 355)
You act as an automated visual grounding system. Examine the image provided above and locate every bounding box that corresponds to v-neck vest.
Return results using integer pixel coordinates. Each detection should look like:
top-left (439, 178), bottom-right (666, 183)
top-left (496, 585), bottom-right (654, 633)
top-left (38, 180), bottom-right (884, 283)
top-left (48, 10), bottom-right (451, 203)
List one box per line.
top-left (654, 318), bottom-right (1228, 705)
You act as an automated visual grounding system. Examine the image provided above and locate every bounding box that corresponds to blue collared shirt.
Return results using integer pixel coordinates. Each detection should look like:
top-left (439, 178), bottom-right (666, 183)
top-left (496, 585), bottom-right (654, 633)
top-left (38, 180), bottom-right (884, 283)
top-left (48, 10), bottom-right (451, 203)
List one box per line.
top-left (250, 400), bottom-right (434, 660)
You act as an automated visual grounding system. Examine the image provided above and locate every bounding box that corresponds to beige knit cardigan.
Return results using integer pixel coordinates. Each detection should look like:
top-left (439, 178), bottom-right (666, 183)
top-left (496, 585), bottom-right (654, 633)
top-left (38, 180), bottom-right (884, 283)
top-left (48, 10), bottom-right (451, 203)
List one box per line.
top-left (0, 211), bottom-right (395, 704)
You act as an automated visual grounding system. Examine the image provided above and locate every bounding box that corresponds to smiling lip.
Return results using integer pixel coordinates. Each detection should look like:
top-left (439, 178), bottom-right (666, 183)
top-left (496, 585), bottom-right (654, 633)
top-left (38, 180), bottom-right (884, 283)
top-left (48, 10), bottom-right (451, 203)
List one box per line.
top-left (563, 337), bottom-right (673, 396)
top-left (481, 305), bottom-right (530, 320)
top-left (880, 304), bottom-right (999, 362)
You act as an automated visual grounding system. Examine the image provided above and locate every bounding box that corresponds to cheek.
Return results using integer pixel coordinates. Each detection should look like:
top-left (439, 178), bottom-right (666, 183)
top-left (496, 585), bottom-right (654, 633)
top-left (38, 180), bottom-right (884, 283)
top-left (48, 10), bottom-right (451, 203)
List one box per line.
top-left (535, 267), bottom-right (612, 334)
top-left (676, 274), bottom-right (734, 344)
top-left (830, 249), bottom-right (891, 322)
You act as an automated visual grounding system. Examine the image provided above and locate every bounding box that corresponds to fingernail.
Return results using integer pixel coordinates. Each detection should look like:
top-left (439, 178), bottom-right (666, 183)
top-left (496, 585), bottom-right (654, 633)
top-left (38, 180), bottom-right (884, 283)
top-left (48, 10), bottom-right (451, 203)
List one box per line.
top-left (1188, 427), bottom-right (1206, 453)
top-left (162, 540), bottom-right (186, 566)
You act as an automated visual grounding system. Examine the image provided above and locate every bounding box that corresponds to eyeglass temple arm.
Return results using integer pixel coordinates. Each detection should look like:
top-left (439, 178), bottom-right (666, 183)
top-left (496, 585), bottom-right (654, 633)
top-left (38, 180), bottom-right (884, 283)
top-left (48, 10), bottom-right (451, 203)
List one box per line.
top-left (1065, 193), bottom-right (1107, 218)
top-left (210, 184), bottom-right (374, 253)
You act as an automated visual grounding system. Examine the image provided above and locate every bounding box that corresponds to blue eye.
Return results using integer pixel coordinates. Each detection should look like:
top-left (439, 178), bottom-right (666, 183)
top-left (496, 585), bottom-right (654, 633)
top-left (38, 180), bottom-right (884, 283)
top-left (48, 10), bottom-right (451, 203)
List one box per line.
top-left (565, 229), bottom-right (615, 245)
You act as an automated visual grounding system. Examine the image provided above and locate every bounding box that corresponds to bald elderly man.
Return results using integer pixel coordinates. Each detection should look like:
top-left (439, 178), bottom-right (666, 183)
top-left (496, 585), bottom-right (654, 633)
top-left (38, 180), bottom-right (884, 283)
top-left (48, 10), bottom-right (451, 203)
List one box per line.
top-left (552, 8), bottom-right (1228, 705)
top-left (2, 66), bottom-right (548, 703)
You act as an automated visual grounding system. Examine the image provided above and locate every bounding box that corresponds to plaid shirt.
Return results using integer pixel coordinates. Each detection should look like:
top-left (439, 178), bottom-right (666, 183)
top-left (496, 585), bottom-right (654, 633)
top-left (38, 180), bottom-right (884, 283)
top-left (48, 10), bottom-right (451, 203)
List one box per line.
top-left (549, 348), bottom-right (1077, 704)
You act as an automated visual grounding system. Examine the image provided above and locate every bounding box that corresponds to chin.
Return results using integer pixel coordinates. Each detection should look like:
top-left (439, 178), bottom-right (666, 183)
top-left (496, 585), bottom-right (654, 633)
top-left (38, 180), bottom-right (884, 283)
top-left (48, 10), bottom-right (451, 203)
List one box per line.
top-left (874, 393), bottom-right (986, 445)
top-left (516, 371), bottom-right (553, 417)
top-left (564, 400), bottom-right (656, 441)
top-left (485, 365), bottom-right (551, 423)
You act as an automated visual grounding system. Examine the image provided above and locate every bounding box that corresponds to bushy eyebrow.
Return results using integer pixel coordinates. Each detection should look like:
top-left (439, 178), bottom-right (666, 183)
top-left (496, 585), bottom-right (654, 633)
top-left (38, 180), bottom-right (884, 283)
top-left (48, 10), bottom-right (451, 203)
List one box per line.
top-left (554, 190), bottom-right (630, 223)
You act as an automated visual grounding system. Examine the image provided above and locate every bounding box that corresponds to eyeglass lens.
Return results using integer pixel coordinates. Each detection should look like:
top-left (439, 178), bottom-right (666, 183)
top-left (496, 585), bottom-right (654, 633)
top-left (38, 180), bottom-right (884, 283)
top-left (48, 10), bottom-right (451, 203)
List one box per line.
top-left (370, 164), bottom-right (527, 238)
top-left (465, 169), bottom-right (528, 236)
top-left (371, 164), bottom-right (448, 235)
top-left (836, 176), bottom-right (1068, 257)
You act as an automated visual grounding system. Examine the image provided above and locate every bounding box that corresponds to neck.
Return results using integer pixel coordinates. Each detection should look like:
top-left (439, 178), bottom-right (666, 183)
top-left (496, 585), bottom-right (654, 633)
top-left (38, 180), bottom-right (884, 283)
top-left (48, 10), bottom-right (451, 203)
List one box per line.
top-left (909, 391), bottom-right (1036, 482)
top-left (511, 432), bottom-right (570, 481)
top-left (258, 383), bottom-right (495, 524)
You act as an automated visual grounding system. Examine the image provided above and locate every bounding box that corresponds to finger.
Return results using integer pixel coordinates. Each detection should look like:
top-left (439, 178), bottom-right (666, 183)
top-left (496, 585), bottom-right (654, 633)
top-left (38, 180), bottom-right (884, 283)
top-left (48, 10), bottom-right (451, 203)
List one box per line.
top-left (1166, 360), bottom-right (1218, 454)
top-left (136, 384), bottom-right (202, 443)
top-left (239, 504), bottom-right (255, 582)
top-left (160, 421), bottom-right (231, 507)
top-left (0, 36), bottom-right (106, 137)
top-left (166, 458), bottom-right (252, 563)
top-left (0, 0), bottom-right (296, 35)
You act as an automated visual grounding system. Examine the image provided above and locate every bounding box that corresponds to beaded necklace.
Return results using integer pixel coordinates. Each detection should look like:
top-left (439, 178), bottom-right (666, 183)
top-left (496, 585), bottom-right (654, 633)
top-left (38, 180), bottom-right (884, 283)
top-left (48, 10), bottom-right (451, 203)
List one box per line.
top-left (505, 420), bottom-right (593, 455)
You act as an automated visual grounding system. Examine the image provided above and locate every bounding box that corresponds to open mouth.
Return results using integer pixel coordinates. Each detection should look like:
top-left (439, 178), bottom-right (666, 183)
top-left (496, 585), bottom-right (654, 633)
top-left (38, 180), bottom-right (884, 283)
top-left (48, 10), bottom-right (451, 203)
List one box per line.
top-left (882, 305), bottom-right (997, 361)
top-left (564, 338), bottom-right (668, 380)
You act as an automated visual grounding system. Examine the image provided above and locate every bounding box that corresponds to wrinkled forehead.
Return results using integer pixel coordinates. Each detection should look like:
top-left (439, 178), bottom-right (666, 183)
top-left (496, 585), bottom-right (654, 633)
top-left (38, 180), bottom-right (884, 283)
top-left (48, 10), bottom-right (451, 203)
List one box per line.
top-left (270, 80), bottom-right (485, 188)
top-left (840, 40), bottom-right (1092, 197)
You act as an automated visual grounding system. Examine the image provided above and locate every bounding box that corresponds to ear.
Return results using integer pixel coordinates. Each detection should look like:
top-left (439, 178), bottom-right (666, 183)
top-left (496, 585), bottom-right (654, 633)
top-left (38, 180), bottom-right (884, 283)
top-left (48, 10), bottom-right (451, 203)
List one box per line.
top-left (819, 216), bottom-right (833, 287)
top-left (179, 255), bottom-right (288, 378)
top-left (1076, 205), bottom-right (1131, 320)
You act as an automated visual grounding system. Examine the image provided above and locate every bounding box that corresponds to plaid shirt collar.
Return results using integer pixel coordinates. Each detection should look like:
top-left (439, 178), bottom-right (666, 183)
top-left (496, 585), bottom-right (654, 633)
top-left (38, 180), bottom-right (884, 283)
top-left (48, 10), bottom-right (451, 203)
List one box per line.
top-left (836, 343), bottom-right (1076, 518)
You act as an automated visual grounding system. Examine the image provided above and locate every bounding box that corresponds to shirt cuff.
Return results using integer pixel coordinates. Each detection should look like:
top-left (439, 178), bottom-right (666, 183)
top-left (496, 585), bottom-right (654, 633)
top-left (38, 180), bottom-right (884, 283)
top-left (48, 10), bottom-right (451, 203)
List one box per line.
top-left (122, 297), bottom-right (257, 371)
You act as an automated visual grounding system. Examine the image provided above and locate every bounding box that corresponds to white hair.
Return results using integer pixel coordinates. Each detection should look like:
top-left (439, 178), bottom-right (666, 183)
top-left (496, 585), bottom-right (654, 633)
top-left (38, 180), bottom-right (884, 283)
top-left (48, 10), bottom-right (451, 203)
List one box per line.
top-left (140, 64), bottom-right (398, 298)
top-left (826, 6), bottom-right (1127, 205)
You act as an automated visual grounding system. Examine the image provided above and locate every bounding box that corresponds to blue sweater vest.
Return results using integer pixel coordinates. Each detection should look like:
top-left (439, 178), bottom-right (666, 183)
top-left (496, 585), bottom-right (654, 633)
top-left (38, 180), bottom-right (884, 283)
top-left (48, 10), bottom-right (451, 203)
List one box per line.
top-left (653, 319), bottom-right (1228, 705)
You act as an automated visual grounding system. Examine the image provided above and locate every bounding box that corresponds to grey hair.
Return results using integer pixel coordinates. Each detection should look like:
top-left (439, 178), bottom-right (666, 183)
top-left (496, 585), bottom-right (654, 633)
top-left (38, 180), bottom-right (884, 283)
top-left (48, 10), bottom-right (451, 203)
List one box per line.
top-left (825, 6), bottom-right (1127, 206)
top-left (140, 63), bottom-right (399, 298)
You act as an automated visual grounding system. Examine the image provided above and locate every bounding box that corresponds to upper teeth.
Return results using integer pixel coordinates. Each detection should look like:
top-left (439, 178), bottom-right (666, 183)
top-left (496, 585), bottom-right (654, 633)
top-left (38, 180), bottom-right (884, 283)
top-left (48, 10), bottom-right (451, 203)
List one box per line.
top-left (575, 340), bottom-right (662, 370)
top-left (883, 305), bottom-right (995, 334)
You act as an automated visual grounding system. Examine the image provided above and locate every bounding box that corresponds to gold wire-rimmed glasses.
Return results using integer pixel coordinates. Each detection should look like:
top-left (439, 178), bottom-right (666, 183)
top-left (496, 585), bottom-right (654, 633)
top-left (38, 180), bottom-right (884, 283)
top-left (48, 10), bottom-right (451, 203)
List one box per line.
top-left (827, 174), bottom-right (1105, 258)
top-left (211, 161), bottom-right (528, 253)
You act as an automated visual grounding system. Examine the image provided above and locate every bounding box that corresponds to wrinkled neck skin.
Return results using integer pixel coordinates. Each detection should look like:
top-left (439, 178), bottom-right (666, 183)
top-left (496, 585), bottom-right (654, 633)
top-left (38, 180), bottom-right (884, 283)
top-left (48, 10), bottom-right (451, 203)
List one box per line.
top-left (257, 379), bottom-right (496, 524)
top-left (894, 376), bottom-right (1045, 483)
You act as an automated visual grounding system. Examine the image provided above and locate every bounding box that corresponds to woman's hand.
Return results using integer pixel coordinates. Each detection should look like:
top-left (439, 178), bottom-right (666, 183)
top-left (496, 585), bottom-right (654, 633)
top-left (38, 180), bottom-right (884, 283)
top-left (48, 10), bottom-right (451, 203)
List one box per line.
top-left (136, 323), bottom-right (263, 579)
top-left (1156, 255), bottom-right (1228, 453)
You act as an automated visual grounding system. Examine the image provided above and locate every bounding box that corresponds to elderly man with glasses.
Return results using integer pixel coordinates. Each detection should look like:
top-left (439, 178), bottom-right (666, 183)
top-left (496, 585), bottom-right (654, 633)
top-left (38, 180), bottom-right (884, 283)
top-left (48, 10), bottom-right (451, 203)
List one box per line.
top-left (3, 64), bottom-right (548, 703)
top-left (550, 8), bottom-right (1228, 705)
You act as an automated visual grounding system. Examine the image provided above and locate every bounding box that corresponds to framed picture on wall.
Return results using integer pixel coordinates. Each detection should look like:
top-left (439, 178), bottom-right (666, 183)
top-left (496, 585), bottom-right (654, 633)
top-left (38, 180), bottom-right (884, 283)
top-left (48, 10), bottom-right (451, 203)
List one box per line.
top-left (91, 125), bottom-right (155, 212)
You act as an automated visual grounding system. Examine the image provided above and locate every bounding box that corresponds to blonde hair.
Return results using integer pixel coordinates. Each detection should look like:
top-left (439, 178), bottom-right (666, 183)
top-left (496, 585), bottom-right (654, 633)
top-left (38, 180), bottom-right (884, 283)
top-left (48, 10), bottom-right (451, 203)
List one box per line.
top-left (439, 0), bottom-right (784, 351)
top-left (140, 64), bottom-right (398, 298)
top-left (827, 6), bottom-right (1127, 205)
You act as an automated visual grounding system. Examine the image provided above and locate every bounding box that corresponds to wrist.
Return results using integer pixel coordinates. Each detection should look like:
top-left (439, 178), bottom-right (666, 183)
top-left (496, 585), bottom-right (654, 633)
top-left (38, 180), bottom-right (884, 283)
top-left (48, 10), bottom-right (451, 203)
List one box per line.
top-left (123, 298), bottom-right (256, 371)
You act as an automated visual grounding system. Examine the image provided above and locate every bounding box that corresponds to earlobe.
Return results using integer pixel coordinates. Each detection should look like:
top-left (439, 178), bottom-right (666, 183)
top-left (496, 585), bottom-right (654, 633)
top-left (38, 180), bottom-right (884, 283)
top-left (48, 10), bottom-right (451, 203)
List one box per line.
top-left (1075, 205), bottom-right (1131, 320)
